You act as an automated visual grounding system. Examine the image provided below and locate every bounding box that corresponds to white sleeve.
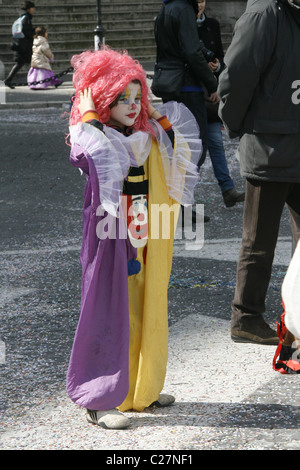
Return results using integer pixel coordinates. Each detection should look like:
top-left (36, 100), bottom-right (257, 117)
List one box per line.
top-left (151, 101), bottom-right (201, 205)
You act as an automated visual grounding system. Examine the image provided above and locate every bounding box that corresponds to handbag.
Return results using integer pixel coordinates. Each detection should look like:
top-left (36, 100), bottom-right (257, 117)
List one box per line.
top-left (151, 61), bottom-right (187, 98)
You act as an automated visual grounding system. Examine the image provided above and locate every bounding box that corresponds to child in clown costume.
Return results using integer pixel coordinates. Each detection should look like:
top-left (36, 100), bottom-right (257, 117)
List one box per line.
top-left (67, 47), bottom-right (201, 429)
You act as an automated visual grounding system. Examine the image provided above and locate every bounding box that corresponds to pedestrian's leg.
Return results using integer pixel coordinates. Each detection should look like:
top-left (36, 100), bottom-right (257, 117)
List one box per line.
top-left (207, 121), bottom-right (234, 193)
top-left (231, 179), bottom-right (289, 344)
top-left (177, 92), bottom-right (210, 222)
top-left (5, 62), bottom-right (24, 88)
top-left (207, 121), bottom-right (245, 207)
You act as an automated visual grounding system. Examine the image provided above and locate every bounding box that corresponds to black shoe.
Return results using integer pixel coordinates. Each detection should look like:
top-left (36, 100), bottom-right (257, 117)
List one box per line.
top-left (191, 210), bottom-right (210, 224)
top-left (181, 207), bottom-right (210, 231)
top-left (223, 189), bottom-right (245, 208)
top-left (4, 80), bottom-right (15, 89)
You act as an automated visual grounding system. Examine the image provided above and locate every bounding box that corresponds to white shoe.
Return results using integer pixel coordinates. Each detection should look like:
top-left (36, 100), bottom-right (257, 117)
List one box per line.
top-left (150, 393), bottom-right (175, 407)
top-left (86, 408), bottom-right (130, 429)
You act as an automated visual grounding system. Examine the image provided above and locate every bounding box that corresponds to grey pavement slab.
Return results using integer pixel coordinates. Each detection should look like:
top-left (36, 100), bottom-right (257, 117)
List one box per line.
top-left (0, 78), bottom-right (74, 109)
top-left (0, 311), bottom-right (299, 451)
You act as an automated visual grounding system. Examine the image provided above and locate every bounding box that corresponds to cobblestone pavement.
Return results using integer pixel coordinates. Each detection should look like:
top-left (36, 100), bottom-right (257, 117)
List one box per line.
top-left (0, 106), bottom-right (299, 452)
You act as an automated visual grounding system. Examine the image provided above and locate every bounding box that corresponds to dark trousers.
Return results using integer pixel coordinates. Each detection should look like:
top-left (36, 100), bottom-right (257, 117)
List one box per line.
top-left (163, 91), bottom-right (208, 168)
top-left (5, 62), bottom-right (26, 83)
top-left (232, 178), bottom-right (300, 329)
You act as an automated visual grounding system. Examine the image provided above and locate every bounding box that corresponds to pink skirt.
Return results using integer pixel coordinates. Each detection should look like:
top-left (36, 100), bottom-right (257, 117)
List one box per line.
top-left (27, 67), bottom-right (62, 89)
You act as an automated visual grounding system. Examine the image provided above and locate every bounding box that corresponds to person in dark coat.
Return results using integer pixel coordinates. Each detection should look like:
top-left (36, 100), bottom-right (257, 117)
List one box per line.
top-left (154, 0), bottom-right (218, 166)
top-left (154, 0), bottom-right (218, 223)
top-left (4, 1), bottom-right (35, 89)
top-left (218, 0), bottom-right (300, 345)
top-left (197, 0), bottom-right (245, 208)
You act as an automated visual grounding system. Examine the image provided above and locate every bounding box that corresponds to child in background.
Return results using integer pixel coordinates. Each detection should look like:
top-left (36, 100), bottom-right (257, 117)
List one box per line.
top-left (27, 26), bottom-right (62, 89)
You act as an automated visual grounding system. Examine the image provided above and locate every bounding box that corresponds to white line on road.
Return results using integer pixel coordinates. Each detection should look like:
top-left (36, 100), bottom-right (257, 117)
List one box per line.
top-left (0, 237), bottom-right (292, 266)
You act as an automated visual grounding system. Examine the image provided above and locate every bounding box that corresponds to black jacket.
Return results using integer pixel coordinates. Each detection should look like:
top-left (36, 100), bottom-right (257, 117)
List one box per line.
top-left (197, 14), bottom-right (225, 78)
top-left (218, 0), bottom-right (300, 182)
top-left (197, 14), bottom-right (225, 122)
top-left (154, 0), bottom-right (217, 94)
top-left (12, 12), bottom-right (35, 64)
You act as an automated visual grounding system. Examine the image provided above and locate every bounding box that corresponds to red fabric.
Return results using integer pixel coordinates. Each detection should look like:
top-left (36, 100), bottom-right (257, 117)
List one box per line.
top-left (273, 303), bottom-right (300, 374)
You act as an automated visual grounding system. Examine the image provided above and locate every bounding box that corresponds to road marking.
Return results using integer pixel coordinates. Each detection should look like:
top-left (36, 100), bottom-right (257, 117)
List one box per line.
top-left (174, 236), bottom-right (292, 266)
top-left (0, 237), bottom-right (292, 266)
top-left (0, 245), bottom-right (81, 256)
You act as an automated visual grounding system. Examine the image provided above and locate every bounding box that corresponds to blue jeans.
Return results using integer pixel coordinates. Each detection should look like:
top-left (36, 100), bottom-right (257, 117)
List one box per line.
top-left (207, 121), bottom-right (234, 194)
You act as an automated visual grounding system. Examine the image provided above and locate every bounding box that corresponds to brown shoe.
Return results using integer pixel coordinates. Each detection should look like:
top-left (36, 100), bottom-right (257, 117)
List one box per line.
top-left (231, 320), bottom-right (278, 345)
top-left (223, 189), bottom-right (245, 208)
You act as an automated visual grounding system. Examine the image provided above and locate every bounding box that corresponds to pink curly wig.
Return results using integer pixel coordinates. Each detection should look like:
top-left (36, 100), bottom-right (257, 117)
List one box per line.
top-left (69, 47), bottom-right (152, 133)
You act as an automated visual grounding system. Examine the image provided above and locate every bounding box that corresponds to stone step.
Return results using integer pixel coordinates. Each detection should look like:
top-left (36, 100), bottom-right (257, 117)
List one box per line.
top-left (0, 26), bottom-right (156, 42)
top-left (3, 0), bottom-right (159, 4)
top-left (1, 0), bottom-right (98, 5)
top-left (0, 9), bottom-right (159, 24)
top-left (1, 34), bottom-right (157, 56)
top-left (0, 18), bottom-right (156, 33)
top-left (0, 31), bottom-right (231, 52)
top-left (0, 0), bottom-right (161, 13)
top-left (0, 31), bottom-right (231, 53)
top-left (0, 37), bottom-right (156, 60)
top-left (0, 2), bottom-right (161, 14)
top-left (3, 46), bottom-right (157, 72)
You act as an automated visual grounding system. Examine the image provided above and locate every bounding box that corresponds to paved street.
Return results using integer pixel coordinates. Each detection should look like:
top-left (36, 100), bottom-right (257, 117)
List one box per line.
top-left (0, 86), bottom-right (299, 451)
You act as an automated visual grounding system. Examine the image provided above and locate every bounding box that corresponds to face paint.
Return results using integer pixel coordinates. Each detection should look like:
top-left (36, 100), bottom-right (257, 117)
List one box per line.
top-left (109, 82), bottom-right (142, 129)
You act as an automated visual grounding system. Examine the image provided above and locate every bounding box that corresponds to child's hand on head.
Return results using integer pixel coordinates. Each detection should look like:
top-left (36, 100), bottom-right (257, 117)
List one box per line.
top-left (78, 88), bottom-right (96, 116)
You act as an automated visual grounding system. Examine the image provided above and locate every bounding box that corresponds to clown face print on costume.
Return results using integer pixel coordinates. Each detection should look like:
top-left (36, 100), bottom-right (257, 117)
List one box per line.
top-left (123, 165), bottom-right (149, 249)
top-left (127, 194), bottom-right (148, 248)
top-left (109, 81), bottom-right (142, 130)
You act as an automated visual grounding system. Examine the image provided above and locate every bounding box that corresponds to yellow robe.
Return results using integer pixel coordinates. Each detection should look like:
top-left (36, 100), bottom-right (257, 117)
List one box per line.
top-left (119, 138), bottom-right (179, 412)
